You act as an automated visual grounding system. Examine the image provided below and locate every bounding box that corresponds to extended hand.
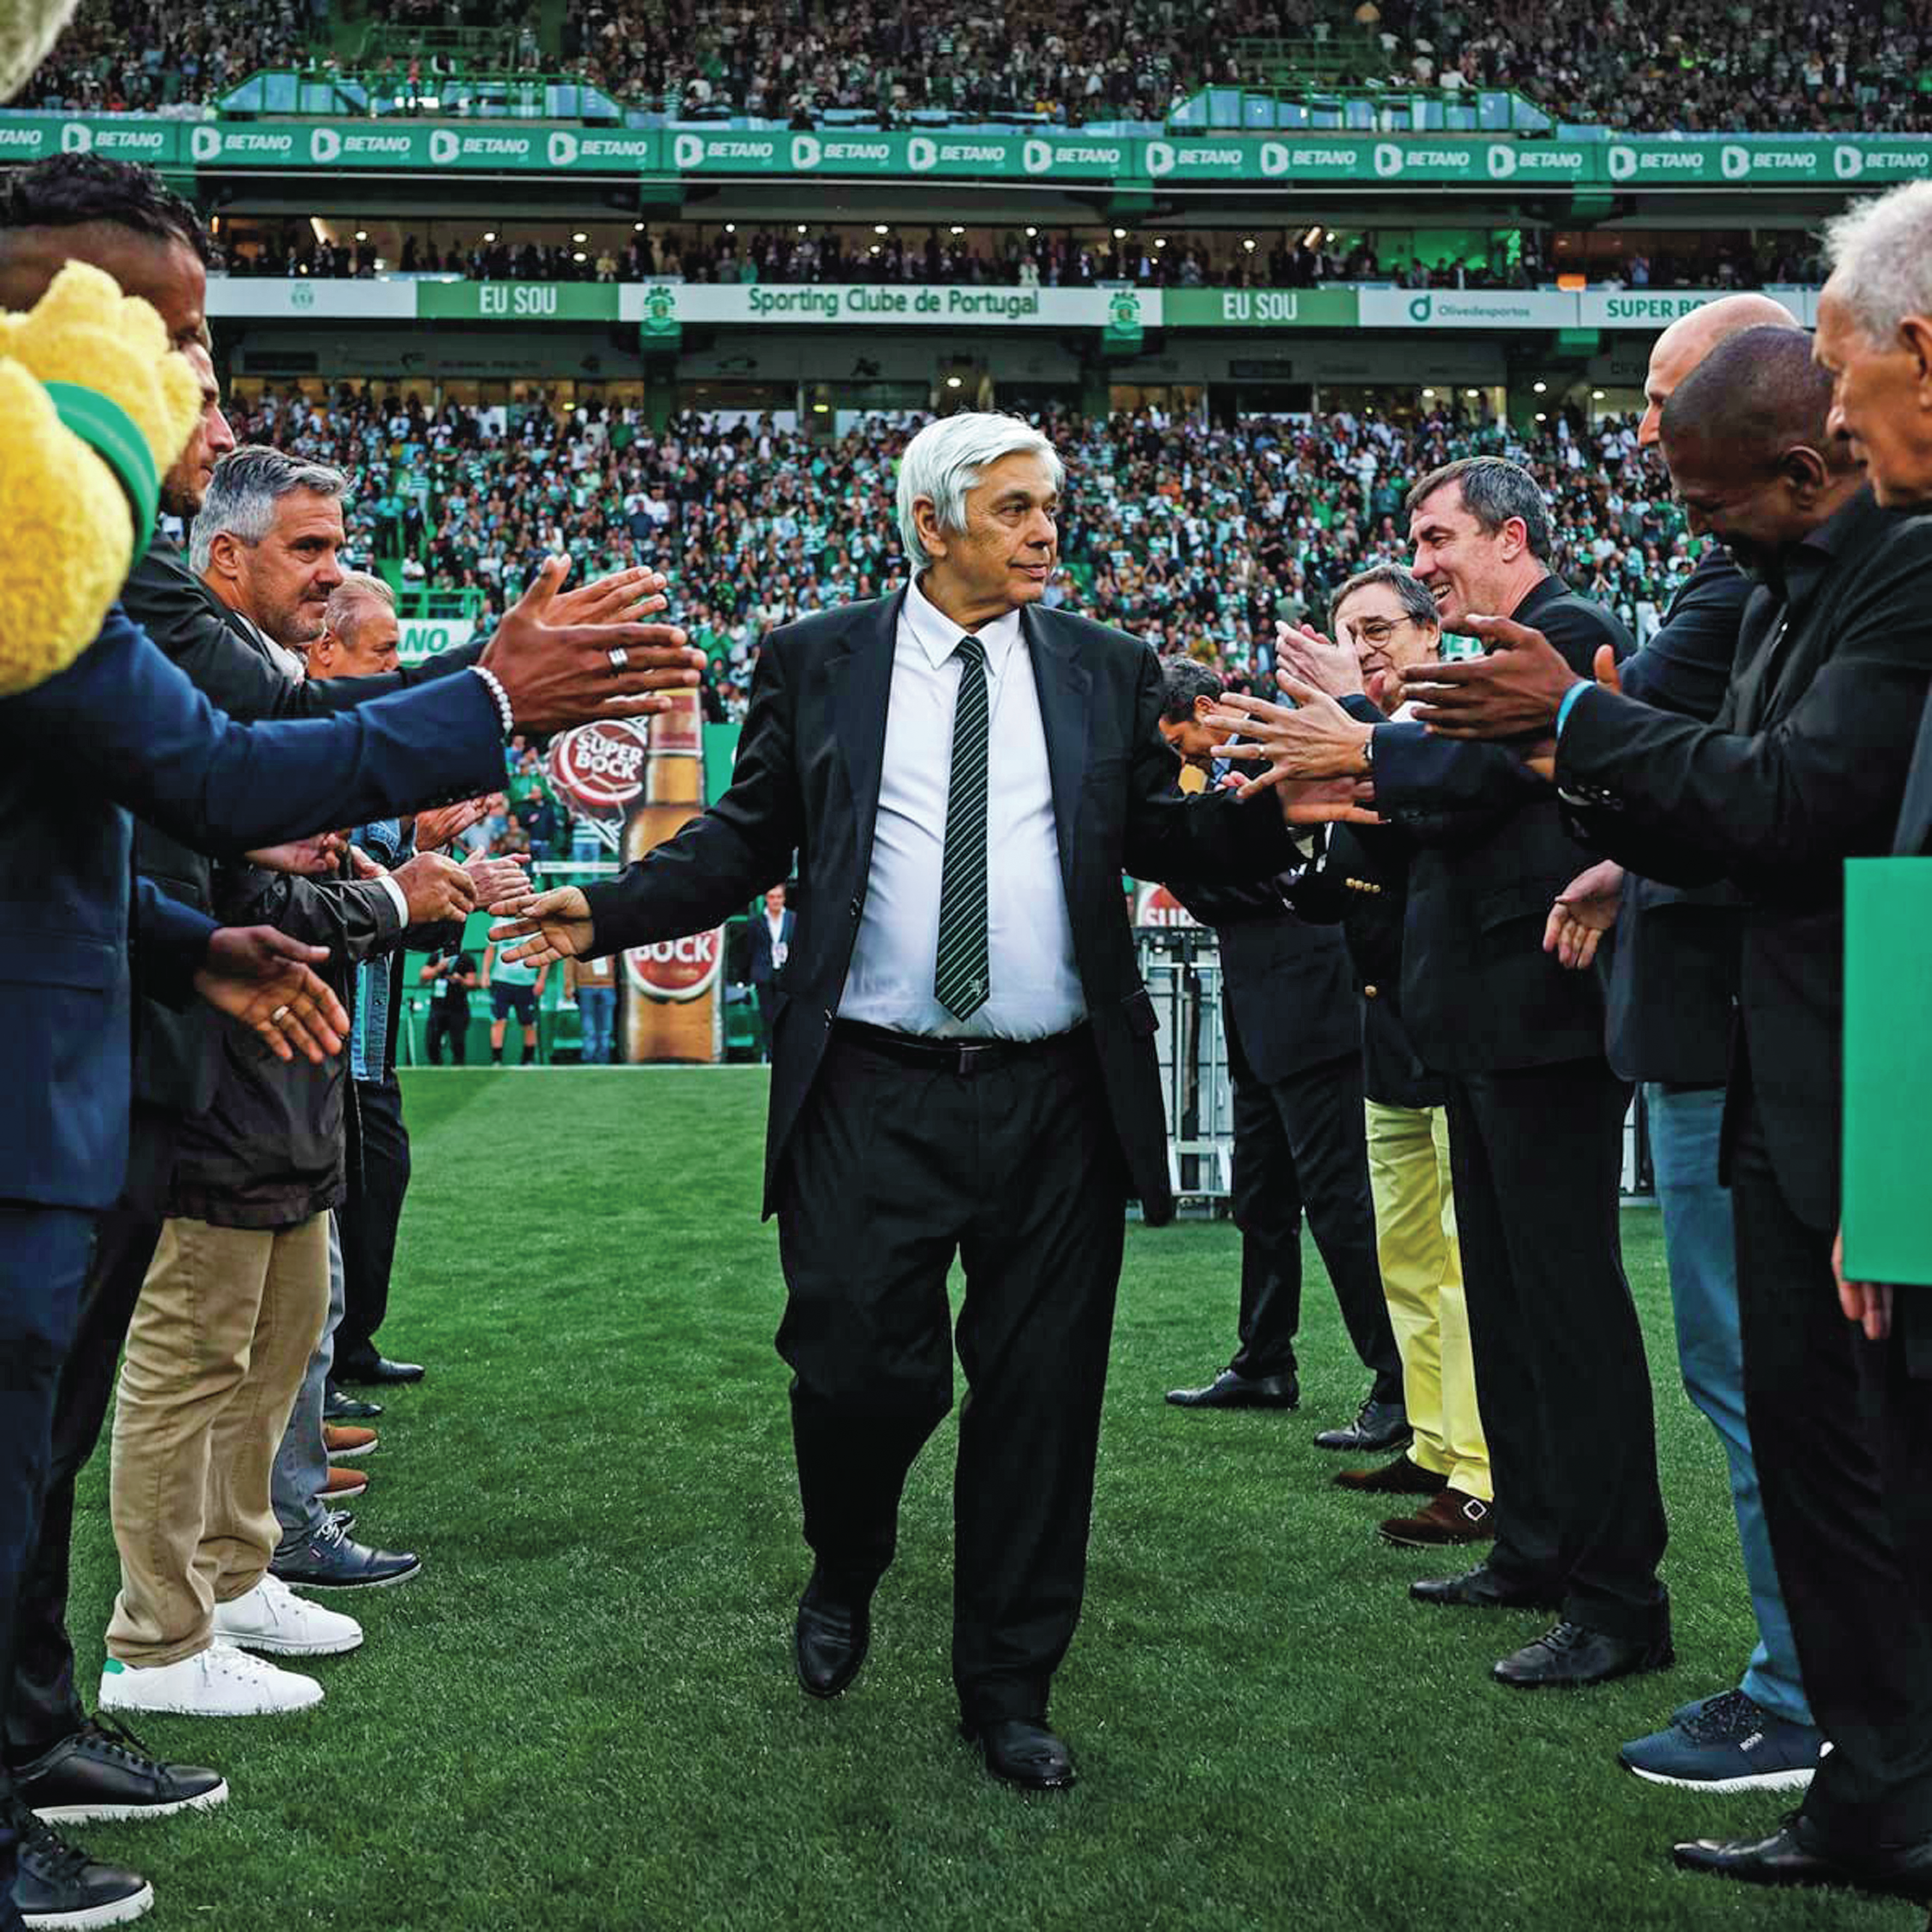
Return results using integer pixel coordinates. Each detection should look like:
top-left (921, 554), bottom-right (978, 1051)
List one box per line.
top-left (489, 884), bottom-right (595, 967)
top-left (413, 796), bottom-right (491, 853)
top-left (481, 555), bottom-right (706, 735)
top-left (1833, 1226), bottom-right (1895, 1341)
top-left (549, 564), bottom-right (672, 628)
top-left (465, 851), bottom-right (531, 911)
top-left (1544, 859), bottom-right (1624, 970)
top-left (391, 851), bottom-right (479, 924)
top-left (244, 832), bottom-right (345, 875)
top-left (1401, 615), bottom-right (1584, 738)
top-left (1202, 677), bottom-right (1375, 793)
top-left (1278, 777), bottom-right (1381, 826)
top-left (194, 926), bottom-right (348, 1064)
top-left (1275, 621), bottom-right (1365, 700)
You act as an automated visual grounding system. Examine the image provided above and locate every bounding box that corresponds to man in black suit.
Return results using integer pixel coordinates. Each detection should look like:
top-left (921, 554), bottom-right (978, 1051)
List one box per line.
top-left (1154, 659), bottom-right (1406, 1447)
top-left (492, 411), bottom-right (1368, 1790)
top-left (1207, 458), bottom-right (1671, 1689)
top-left (1409, 323), bottom-right (1932, 1902)
top-left (745, 882), bottom-right (795, 1061)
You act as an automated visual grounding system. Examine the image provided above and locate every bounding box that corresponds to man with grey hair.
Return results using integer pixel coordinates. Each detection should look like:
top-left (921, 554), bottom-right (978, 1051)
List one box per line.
top-left (309, 573), bottom-right (401, 680)
top-left (491, 409), bottom-right (1367, 1791)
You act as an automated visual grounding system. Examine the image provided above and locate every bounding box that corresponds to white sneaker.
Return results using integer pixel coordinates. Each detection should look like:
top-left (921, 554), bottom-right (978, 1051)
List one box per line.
top-left (99, 1644), bottom-right (322, 1718)
top-left (212, 1575), bottom-right (363, 1658)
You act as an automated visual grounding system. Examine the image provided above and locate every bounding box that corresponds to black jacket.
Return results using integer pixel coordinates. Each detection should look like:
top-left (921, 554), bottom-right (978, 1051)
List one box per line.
top-left (1353, 573), bottom-right (1636, 1075)
top-left (1285, 826), bottom-right (1446, 1110)
top-left (747, 907), bottom-right (795, 986)
top-left (579, 592), bottom-right (1303, 1223)
top-left (1599, 550), bottom-right (1751, 1087)
top-left (1556, 487), bottom-right (1932, 1231)
top-left (122, 533), bottom-right (484, 1116)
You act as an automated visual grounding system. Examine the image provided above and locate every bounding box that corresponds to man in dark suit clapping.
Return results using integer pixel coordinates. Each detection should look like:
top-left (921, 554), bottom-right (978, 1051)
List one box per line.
top-left (491, 411), bottom-right (1371, 1791)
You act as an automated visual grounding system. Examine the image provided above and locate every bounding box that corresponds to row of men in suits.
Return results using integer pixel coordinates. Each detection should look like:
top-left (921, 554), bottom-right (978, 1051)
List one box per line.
top-left (1213, 210), bottom-right (1932, 1905)
top-left (0, 151), bottom-right (708, 1930)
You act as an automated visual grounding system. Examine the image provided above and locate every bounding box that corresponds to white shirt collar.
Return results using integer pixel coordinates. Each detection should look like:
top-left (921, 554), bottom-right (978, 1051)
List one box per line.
top-left (903, 573), bottom-right (1023, 673)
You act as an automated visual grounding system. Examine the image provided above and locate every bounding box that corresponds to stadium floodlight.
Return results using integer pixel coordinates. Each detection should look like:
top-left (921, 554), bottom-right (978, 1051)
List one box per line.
top-left (945, 375), bottom-right (964, 390)
top-left (1592, 389), bottom-right (1606, 400)
top-left (1533, 380), bottom-right (1548, 394)
top-left (573, 231), bottom-right (587, 243)
top-left (1536, 411), bottom-right (1549, 421)
top-left (1422, 388), bottom-right (1435, 399)
top-left (1112, 227), bottom-right (1126, 239)
top-left (725, 222), bottom-right (737, 234)
top-left (1153, 237), bottom-right (1166, 249)
top-left (484, 231), bottom-right (497, 242)
top-left (1025, 226), bottom-right (1038, 238)
top-left (1465, 388), bottom-right (1479, 398)
top-left (574, 251), bottom-right (587, 263)
top-left (355, 230), bottom-right (369, 242)
top-left (1242, 237), bottom-right (1256, 251)
top-left (797, 225), bottom-right (808, 234)
top-left (874, 224), bottom-right (890, 235)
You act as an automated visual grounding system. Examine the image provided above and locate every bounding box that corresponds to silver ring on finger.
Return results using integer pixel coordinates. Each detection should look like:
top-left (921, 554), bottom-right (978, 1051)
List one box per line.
top-left (607, 646), bottom-right (629, 672)
top-left (270, 1004), bottom-right (291, 1024)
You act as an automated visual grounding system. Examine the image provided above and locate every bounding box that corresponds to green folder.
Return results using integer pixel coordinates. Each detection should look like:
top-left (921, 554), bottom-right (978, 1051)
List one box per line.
top-left (1842, 858), bottom-right (1932, 1284)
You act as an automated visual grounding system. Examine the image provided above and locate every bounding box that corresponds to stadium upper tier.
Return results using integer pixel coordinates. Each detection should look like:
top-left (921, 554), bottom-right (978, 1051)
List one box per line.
top-left (227, 397), bottom-right (1692, 707)
top-left (16, 0), bottom-right (1928, 135)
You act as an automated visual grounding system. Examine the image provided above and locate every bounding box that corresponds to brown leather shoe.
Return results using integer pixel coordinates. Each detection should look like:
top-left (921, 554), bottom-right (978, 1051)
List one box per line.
top-left (1334, 1455), bottom-right (1448, 1496)
top-left (323, 1424), bottom-right (377, 1460)
top-left (1381, 1488), bottom-right (1494, 1546)
top-left (320, 1466), bottom-right (369, 1501)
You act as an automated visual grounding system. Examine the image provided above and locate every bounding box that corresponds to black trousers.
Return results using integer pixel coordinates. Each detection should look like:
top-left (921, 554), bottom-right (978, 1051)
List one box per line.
top-left (426, 1006), bottom-right (467, 1064)
top-left (1445, 1058), bottom-right (1669, 1642)
top-left (776, 1025), bottom-right (1127, 1728)
top-left (754, 984), bottom-right (781, 1063)
top-left (1226, 1022), bottom-right (1401, 1403)
top-left (335, 1075), bottom-right (412, 1375)
top-left (4, 1105), bottom-right (172, 1760)
top-left (1732, 1093), bottom-right (1932, 1851)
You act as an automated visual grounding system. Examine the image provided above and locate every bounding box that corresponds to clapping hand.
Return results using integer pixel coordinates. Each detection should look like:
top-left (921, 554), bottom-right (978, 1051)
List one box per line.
top-left (1203, 676), bottom-right (1376, 793)
top-left (1274, 621), bottom-right (1367, 701)
top-left (1400, 615), bottom-right (1584, 738)
top-left (489, 884), bottom-right (595, 967)
top-left (195, 926), bottom-right (348, 1063)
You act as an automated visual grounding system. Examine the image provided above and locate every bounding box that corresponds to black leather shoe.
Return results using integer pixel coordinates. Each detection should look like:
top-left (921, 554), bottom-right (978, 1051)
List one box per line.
top-left (1675, 1816), bottom-right (1932, 1901)
top-left (323, 1383), bottom-right (382, 1421)
top-left (794, 1575), bottom-right (870, 1700)
top-left (1313, 1398), bottom-right (1412, 1453)
top-left (1334, 1454), bottom-right (1447, 1496)
top-left (961, 1718), bottom-right (1077, 1792)
top-left (1165, 1368), bottom-right (1299, 1410)
top-left (1494, 1620), bottom-right (1674, 1688)
top-left (270, 1516), bottom-right (421, 1591)
top-left (334, 1356), bottom-right (424, 1386)
top-left (1410, 1563), bottom-right (1560, 1611)
top-left (14, 1714), bottom-right (226, 1825)
top-left (11, 1803), bottom-right (153, 1925)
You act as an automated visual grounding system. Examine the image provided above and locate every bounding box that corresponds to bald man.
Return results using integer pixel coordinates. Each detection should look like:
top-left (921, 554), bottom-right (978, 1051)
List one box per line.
top-left (1553, 297), bottom-right (1827, 1795)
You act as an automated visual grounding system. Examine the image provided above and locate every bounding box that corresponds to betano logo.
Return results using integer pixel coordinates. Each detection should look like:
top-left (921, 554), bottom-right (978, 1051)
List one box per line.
top-left (790, 134), bottom-right (821, 168)
top-left (908, 136), bottom-right (937, 171)
top-left (1721, 143), bottom-right (1750, 179)
top-left (1143, 140), bottom-right (1175, 177)
top-left (1608, 144), bottom-right (1636, 180)
top-left (549, 131), bottom-right (579, 166)
top-left (1487, 145), bottom-right (1515, 177)
top-left (674, 133), bottom-right (705, 169)
top-left (429, 129), bottom-right (460, 165)
top-left (60, 122), bottom-right (91, 151)
top-left (1024, 138), bottom-right (1052, 173)
top-left (191, 125), bottom-right (221, 163)
top-left (310, 128), bottom-right (340, 162)
top-left (1374, 143), bottom-right (1405, 177)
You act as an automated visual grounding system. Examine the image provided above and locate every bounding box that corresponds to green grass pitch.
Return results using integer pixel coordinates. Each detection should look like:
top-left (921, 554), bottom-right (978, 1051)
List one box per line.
top-left (58, 1068), bottom-right (1899, 1930)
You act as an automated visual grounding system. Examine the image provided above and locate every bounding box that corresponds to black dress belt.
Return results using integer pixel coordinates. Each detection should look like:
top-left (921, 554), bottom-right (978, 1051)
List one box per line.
top-left (832, 1018), bottom-right (1091, 1076)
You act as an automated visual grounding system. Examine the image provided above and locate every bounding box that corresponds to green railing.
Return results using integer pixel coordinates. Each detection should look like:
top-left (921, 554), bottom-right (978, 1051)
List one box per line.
top-left (218, 65), bottom-right (624, 121)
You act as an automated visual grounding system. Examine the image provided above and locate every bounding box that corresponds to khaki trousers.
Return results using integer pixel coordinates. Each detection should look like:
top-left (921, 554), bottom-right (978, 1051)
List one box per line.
top-left (106, 1213), bottom-right (330, 1665)
top-left (1365, 1101), bottom-right (1491, 1501)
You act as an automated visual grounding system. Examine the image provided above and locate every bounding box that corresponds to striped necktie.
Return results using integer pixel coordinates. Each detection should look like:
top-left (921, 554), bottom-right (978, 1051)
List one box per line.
top-left (933, 634), bottom-right (991, 1022)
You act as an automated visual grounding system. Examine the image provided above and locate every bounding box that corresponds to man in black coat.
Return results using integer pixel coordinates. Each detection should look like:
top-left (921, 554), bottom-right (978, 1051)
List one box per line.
top-left (491, 413), bottom-right (1368, 1791)
top-left (745, 882), bottom-right (796, 1061)
top-left (1154, 658), bottom-right (1405, 1447)
top-left (1208, 458), bottom-right (1671, 1689)
top-left (1406, 323), bottom-right (1932, 1902)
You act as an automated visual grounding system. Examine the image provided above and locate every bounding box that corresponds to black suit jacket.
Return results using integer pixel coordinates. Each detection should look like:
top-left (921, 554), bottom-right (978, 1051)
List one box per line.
top-left (580, 592), bottom-right (1303, 1223)
top-left (746, 907), bottom-right (795, 985)
top-left (1354, 574), bottom-right (1636, 1074)
top-left (123, 534), bottom-right (484, 1115)
top-left (1894, 687), bottom-right (1932, 857)
top-left (1600, 549), bottom-right (1750, 1087)
top-left (1556, 487), bottom-right (1932, 1230)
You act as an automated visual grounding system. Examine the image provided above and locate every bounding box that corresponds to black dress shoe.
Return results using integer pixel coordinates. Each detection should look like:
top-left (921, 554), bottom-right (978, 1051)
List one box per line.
top-left (270, 1516), bottom-right (422, 1590)
top-left (14, 1714), bottom-right (226, 1825)
top-left (323, 1383), bottom-right (382, 1422)
top-left (961, 1718), bottom-right (1077, 1792)
top-left (1165, 1368), bottom-right (1299, 1410)
top-left (1410, 1563), bottom-right (1560, 1610)
top-left (1674, 1815), bottom-right (1932, 1902)
top-left (1334, 1454), bottom-right (1447, 1496)
top-left (334, 1356), bottom-right (424, 1386)
top-left (1494, 1619), bottom-right (1674, 1688)
top-left (794, 1575), bottom-right (870, 1700)
top-left (11, 1802), bottom-right (153, 1925)
top-left (1313, 1397), bottom-right (1412, 1452)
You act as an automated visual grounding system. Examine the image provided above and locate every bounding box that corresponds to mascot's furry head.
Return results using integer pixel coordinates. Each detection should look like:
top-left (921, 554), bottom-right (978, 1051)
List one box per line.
top-left (1, 0), bottom-right (82, 103)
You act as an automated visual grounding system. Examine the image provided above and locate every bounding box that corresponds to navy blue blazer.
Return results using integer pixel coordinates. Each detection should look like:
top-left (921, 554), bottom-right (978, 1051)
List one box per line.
top-left (0, 605), bottom-right (507, 1213)
top-left (746, 907), bottom-right (795, 986)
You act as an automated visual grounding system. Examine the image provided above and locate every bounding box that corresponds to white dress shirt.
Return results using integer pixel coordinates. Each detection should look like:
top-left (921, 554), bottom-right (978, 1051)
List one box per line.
top-left (838, 574), bottom-right (1085, 1039)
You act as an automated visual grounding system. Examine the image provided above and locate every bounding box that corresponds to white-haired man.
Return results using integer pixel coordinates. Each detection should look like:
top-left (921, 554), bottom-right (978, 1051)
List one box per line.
top-left (491, 411), bottom-right (1368, 1790)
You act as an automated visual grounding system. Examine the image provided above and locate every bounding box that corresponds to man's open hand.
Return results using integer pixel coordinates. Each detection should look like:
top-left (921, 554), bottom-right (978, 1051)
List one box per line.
top-left (195, 927), bottom-right (348, 1064)
top-left (1400, 615), bottom-right (1584, 738)
top-left (489, 884), bottom-right (595, 968)
top-left (244, 833), bottom-right (345, 876)
top-left (1202, 678), bottom-right (1375, 793)
top-left (481, 555), bottom-right (707, 735)
top-left (1275, 622), bottom-right (1366, 701)
top-left (1545, 860), bottom-right (1624, 971)
top-left (414, 796), bottom-right (491, 853)
top-left (549, 564), bottom-right (672, 629)
top-left (465, 851), bottom-right (531, 911)
top-left (392, 851), bottom-right (478, 924)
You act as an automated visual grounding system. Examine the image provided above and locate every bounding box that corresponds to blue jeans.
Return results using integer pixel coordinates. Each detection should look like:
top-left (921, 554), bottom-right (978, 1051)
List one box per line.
top-left (0, 1202), bottom-right (94, 1931)
top-left (1646, 1082), bottom-right (1812, 1725)
top-left (272, 1212), bottom-right (344, 1555)
top-left (577, 985), bottom-right (616, 1064)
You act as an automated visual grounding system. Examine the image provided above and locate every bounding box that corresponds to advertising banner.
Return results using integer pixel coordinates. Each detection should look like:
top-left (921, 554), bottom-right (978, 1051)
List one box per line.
top-left (1161, 288), bottom-right (1361, 328)
top-left (395, 617), bottom-right (477, 664)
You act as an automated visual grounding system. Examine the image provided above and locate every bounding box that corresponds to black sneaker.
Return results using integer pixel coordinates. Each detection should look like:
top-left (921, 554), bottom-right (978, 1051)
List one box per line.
top-left (14, 1715), bottom-right (226, 1826)
top-left (270, 1515), bottom-right (422, 1591)
top-left (12, 1803), bottom-right (152, 1928)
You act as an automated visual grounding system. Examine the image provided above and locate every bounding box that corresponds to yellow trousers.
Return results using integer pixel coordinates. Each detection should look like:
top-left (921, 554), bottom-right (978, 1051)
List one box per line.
top-left (1365, 1101), bottom-right (1490, 1500)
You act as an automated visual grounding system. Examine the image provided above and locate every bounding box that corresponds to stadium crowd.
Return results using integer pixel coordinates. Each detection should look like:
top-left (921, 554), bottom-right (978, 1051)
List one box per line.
top-left (13, 0), bottom-right (1929, 132)
top-left (10, 121), bottom-right (1932, 1932)
top-left (224, 387), bottom-right (1700, 721)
